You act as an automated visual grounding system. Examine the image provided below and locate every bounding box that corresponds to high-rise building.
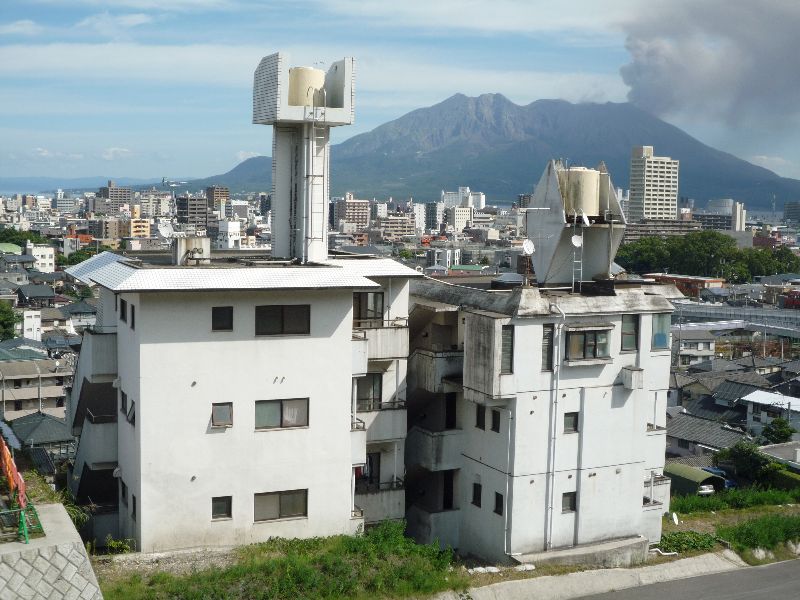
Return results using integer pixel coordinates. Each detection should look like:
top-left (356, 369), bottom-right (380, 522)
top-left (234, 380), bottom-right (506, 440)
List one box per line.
top-left (425, 202), bottom-right (445, 231)
top-left (176, 196), bottom-right (210, 229)
top-left (627, 146), bottom-right (679, 222)
top-left (333, 193), bottom-right (370, 231)
top-left (206, 186), bottom-right (230, 212)
top-left (784, 201), bottom-right (800, 223)
top-left (99, 180), bottom-right (133, 213)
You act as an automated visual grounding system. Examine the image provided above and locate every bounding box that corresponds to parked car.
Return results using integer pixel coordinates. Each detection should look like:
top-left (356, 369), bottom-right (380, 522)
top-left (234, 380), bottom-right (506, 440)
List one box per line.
top-left (702, 466), bottom-right (737, 489)
top-left (697, 483), bottom-right (716, 496)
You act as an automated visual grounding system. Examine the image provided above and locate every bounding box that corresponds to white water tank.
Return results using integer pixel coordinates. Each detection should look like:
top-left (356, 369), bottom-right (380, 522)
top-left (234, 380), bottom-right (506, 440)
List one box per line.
top-left (288, 67), bottom-right (325, 107)
top-left (559, 167), bottom-right (600, 216)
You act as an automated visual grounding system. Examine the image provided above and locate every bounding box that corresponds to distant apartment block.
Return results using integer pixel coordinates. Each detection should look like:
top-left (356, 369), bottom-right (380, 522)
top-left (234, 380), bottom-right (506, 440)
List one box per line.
top-left (442, 187), bottom-right (485, 209)
top-left (98, 180), bottom-right (133, 213)
top-left (176, 196), bottom-right (211, 229)
top-left (206, 186), bottom-right (230, 212)
top-left (425, 202), bottom-right (445, 231)
top-left (628, 146), bottom-right (679, 222)
top-left (334, 193), bottom-right (370, 231)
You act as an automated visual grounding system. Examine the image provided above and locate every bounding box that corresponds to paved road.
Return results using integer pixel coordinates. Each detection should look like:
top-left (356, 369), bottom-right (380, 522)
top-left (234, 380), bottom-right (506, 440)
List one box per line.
top-left (579, 559), bottom-right (800, 600)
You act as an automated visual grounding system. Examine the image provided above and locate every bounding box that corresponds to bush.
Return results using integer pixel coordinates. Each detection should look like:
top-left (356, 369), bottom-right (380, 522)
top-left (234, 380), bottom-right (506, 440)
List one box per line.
top-left (104, 535), bottom-right (134, 554)
top-left (718, 515), bottom-right (800, 551)
top-left (658, 531), bottom-right (717, 553)
top-left (764, 469), bottom-right (800, 491)
top-left (101, 521), bottom-right (466, 600)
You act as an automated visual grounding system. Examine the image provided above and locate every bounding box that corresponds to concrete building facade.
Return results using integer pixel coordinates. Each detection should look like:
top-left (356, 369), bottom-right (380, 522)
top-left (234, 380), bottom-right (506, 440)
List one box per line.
top-left (628, 146), bottom-right (679, 222)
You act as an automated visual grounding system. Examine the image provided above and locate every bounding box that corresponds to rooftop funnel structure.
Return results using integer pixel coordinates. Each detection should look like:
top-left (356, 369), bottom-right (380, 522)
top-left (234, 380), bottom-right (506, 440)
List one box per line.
top-left (525, 160), bottom-right (627, 288)
top-left (253, 53), bottom-right (355, 262)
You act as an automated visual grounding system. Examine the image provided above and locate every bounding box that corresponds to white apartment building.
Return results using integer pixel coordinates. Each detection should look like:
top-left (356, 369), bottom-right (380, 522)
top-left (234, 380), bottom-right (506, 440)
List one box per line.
top-left (23, 240), bottom-right (55, 273)
top-left (404, 160), bottom-right (675, 564)
top-left (628, 146), bottom-right (679, 222)
top-left (334, 193), bottom-right (370, 232)
top-left (441, 187), bottom-right (485, 210)
top-left (411, 203), bottom-right (426, 235)
top-left (65, 52), bottom-right (418, 552)
top-left (447, 206), bottom-right (474, 233)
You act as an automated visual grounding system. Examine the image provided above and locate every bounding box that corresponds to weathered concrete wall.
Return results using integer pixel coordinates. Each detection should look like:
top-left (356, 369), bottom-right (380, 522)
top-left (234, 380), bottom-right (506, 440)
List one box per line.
top-left (0, 503), bottom-right (102, 599)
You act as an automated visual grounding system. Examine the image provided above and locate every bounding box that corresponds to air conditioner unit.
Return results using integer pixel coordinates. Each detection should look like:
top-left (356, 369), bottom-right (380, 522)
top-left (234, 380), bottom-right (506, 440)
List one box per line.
top-left (622, 366), bottom-right (643, 390)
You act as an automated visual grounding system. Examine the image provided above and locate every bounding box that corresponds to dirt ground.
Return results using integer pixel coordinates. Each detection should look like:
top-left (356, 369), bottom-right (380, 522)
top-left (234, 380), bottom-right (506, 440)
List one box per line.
top-left (92, 546), bottom-right (239, 582)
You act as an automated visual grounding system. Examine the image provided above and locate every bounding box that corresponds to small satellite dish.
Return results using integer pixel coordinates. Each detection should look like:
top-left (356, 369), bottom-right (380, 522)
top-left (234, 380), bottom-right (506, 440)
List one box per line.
top-left (571, 235), bottom-right (583, 248)
top-left (522, 239), bottom-right (535, 255)
top-left (672, 512), bottom-right (678, 526)
top-left (112, 467), bottom-right (121, 478)
top-left (581, 213), bottom-right (590, 227)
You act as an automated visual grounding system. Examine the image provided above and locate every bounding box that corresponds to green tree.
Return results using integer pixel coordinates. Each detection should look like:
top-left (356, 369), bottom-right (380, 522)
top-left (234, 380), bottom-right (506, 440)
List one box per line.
top-left (762, 417), bottom-right (797, 444)
top-left (0, 302), bottom-right (21, 341)
top-left (615, 236), bottom-right (669, 273)
top-left (479, 256), bottom-right (490, 265)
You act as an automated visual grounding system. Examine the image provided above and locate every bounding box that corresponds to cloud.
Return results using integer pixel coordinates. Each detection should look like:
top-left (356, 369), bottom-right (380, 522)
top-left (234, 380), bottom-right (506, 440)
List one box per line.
top-left (621, 1), bottom-right (800, 127)
top-left (76, 12), bottom-right (153, 36)
top-left (35, 0), bottom-right (231, 10)
top-left (102, 147), bottom-right (132, 160)
top-left (235, 150), bottom-right (260, 162)
top-left (29, 147), bottom-right (84, 160)
top-left (0, 20), bottom-right (43, 36)
top-left (750, 155), bottom-right (793, 171)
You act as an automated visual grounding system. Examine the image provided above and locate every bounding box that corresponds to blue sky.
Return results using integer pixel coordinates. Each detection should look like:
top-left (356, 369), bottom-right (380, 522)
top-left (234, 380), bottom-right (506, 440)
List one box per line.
top-left (1, 0), bottom-right (798, 180)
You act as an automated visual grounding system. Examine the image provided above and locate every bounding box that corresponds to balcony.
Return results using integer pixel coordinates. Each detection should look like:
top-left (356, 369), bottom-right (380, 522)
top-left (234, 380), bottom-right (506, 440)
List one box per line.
top-left (409, 349), bottom-right (464, 395)
top-left (351, 418), bottom-right (366, 465)
top-left (355, 479), bottom-right (405, 523)
top-left (405, 504), bottom-right (460, 550)
top-left (352, 332), bottom-right (369, 376)
top-left (406, 426), bottom-right (462, 472)
top-left (357, 400), bottom-right (407, 442)
top-left (353, 318), bottom-right (409, 361)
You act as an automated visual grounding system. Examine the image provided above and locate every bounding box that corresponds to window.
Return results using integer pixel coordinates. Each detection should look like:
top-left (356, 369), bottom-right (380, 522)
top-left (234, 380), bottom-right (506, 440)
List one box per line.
top-left (491, 409), bottom-right (501, 433)
top-left (130, 305), bottom-right (135, 330)
top-left (494, 492), bottom-right (503, 516)
top-left (500, 325), bottom-right (514, 374)
top-left (651, 313), bottom-right (671, 350)
top-left (132, 494), bottom-right (137, 520)
top-left (212, 306), bottom-right (233, 331)
top-left (255, 305), bottom-right (310, 336)
top-left (255, 398), bottom-right (309, 429)
top-left (120, 480), bottom-right (128, 506)
top-left (254, 489), bottom-right (307, 521)
top-left (212, 402), bottom-right (233, 427)
top-left (678, 438), bottom-right (690, 449)
top-left (475, 405), bottom-right (486, 430)
top-left (542, 324), bottom-right (554, 371)
top-left (212, 496), bottom-right (232, 520)
top-left (562, 491), bottom-right (577, 513)
top-left (356, 373), bottom-right (382, 411)
top-left (471, 483), bottom-right (482, 507)
top-left (119, 299), bottom-right (127, 323)
top-left (566, 331), bottom-right (610, 360)
top-left (564, 412), bottom-right (579, 433)
top-left (353, 292), bottom-right (384, 328)
top-left (120, 390), bottom-right (127, 414)
top-left (621, 315), bottom-right (638, 351)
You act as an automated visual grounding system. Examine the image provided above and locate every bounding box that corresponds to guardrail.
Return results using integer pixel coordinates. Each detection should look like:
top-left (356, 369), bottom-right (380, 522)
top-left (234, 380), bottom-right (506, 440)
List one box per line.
top-left (0, 505), bottom-right (43, 544)
top-left (356, 399), bottom-right (407, 412)
top-left (353, 317), bottom-right (409, 329)
top-left (355, 478), bottom-right (405, 494)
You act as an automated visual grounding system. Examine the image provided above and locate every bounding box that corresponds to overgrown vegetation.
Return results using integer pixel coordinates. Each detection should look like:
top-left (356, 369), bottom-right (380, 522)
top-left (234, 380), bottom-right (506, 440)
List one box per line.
top-left (0, 301), bottom-right (21, 341)
top-left (761, 417), bottom-right (798, 444)
top-left (657, 531), bottom-right (717, 553)
top-left (101, 521), bottom-right (466, 600)
top-left (717, 514), bottom-right (800, 552)
top-left (0, 228), bottom-right (50, 248)
top-left (615, 230), bottom-right (800, 282)
top-left (714, 440), bottom-right (791, 485)
top-left (671, 487), bottom-right (800, 514)
top-left (105, 535), bottom-right (134, 555)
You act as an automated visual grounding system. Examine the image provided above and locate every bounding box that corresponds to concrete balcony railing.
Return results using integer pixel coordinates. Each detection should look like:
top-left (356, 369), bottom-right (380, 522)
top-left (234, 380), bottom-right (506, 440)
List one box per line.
top-left (408, 349), bottom-right (464, 395)
top-left (357, 400), bottom-right (407, 443)
top-left (351, 418), bottom-right (366, 466)
top-left (353, 318), bottom-right (409, 361)
top-left (405, 504), bottom-right (460, 550)
top-left (355, 480), bottom-right (405, 523)
top-left (406, 425), bottom-right (462, 472)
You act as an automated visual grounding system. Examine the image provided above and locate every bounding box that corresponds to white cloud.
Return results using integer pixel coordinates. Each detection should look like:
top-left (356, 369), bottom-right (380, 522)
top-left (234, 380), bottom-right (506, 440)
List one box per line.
top-left (0, 20), bottom-right (43, 36)
top-left (76, 12), bottom-right (153, 36)
top-left (102, 147), bottom-right (132, 160)
top-left (34, 0), bottom-right (231, 10)
top-left (29, 147), bottom-right (84, 160)
top-left (235, 150), bottom-right (260, 162)
top-left (750, 155), bottom-right (792, 171)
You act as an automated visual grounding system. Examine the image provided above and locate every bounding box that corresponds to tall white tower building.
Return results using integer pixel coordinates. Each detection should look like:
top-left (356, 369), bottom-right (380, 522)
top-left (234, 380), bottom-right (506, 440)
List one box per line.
top-left (627, 146), bottom-right (679, 222)
top-left (253, 53), bottom-right (354, 262)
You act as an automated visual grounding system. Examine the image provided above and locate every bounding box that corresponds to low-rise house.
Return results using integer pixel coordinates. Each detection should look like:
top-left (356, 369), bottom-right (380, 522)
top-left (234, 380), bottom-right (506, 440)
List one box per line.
top-left (666, 409), bottom-right (749, 457)
top-left (0, 357), bottom-right (73, 420)
top-left (741, 390), bottom-right (800, 437)
top-left (759, 441), bottom-right (800, 472)
top-left (672, 328), bottom-right (716, 367)
top-left (9, 411), bottom-right (75, 460)
top-left (16, 283), bottom-right (55, 308)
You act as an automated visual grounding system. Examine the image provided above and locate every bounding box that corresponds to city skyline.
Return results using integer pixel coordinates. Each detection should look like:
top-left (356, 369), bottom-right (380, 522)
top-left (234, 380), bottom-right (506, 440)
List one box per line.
top-left (2, 1), bottom-right (799, 180)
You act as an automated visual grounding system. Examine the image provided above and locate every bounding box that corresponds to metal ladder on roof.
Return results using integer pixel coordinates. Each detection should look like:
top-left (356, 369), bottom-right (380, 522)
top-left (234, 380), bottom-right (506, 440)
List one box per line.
top-left (571, 215), bottom-right (584, 293)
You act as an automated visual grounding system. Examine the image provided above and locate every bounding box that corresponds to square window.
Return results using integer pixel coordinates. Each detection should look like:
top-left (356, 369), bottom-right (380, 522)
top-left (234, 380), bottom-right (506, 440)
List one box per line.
top-left (283, 305), bottom-right (311, 335)
top-left (494, 492), bottom-right (503, 516)
top-left (562, 491), bottom-right (577, 512)
top-left (255, 305), bottom-right (310, 336)
top-left (280, 489), bottom-right (308, 518)
top-left (212, 496), bottom-right (232, 519)
top-left (491, 409), bottom-right (501, 433)
top-left (212, 402), bottom-right (233, 427)
top-left (255, 398), bottom-right (309, 429)
top-left (356, 373), bottom-right (382, 411)
top-left (212, 306), bottom-right (233, 331)
top-left (471, 483), bottom-right (482, 507)
top-left (254, 492), bottom-right (279, 521)
top-left (475, 405), bottom-right (485, 430)
top-left (564, 412), bottom-right (579, 433)
top-left (255, 305), bottom-right (281, 335)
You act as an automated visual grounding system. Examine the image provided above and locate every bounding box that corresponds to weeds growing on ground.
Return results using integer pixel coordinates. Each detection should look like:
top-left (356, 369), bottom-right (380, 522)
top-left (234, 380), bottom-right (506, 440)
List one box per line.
top-left (657, 531), bottom-right (718, 553)
top-left (717, 514), bottom-right (800, 552)
top-left (670, 488), bottom-right (800, 514)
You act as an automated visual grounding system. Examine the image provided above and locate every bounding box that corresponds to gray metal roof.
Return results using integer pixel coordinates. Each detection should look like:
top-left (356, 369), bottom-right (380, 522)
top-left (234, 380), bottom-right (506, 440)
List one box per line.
top-left (681, 394), bottom-right (748, 425)
top-left (17, 284), bottom-right (55, 299)
top-left (667, 411), bottom-right (749, 449)
top-left (10, 411), bottom-right (73, 445)
top-left (713, 380), bottom-right (762, 403)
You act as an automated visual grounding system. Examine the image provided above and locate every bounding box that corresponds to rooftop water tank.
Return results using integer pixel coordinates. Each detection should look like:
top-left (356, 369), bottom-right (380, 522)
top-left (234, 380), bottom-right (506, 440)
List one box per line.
top-left (288, 66), bottom-right (326, 107)
top-left (558, 167), bottom-right (600, 217)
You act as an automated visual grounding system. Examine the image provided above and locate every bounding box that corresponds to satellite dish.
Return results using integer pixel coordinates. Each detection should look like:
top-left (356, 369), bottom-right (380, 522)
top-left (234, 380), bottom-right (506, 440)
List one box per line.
top-left (112, 467), bottom-right (121, 478)
top-left (522, 239), bottom-right (535, 255)
top-left (571, 235), bottom-right (583, 248)
top-left (672, 512), bottom-right (679, 526)
top-left (581, 212), bottom-right (590, 227)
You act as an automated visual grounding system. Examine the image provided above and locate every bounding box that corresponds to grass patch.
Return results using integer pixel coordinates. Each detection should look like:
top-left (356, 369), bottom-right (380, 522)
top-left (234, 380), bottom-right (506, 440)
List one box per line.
top-left (670, 487), bottom-right (800, 514)
top-left (717, 514), bottom-right (800, 553)
top-left (101, 521), bottom-right (467, 600)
